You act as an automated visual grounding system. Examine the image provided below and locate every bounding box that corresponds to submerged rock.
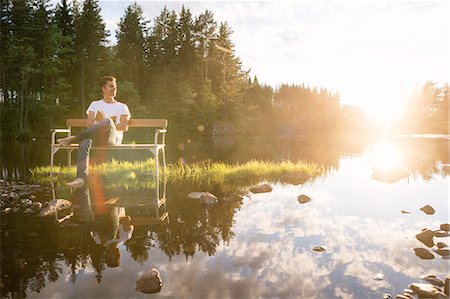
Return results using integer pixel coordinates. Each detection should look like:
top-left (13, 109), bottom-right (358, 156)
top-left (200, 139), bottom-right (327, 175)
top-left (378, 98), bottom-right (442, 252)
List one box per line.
top-left (436, 242), bottom-right (447, 249)
top-left (419, 205), bottom-right (435, 215)
top-left (249, 183), bottom-right (273, 194)
top-left (421, 275), bottom-right (444, 287)
top-left (410, 283), bottom-right (447, 298)
top-left (39, 199), bottom-right (72, 217)
top-left (413, 248), bottom-right (434, 259)
top-left (440, 223), bottom-right (450, 231)
top-left (136, 268), bottom-right (162, 294)
top-left (199, 192), bottom-right (218, 205)
top-left (280, 173), bottom-right (309, 185)
top-left (434, 249), bottom-right (450, 257)
top-left (416, 229), bottom-right (435, 247)
top-left (445, 277), bottom-right (449, 297)
top-left (312, 246), bottom-right (326, 252)
top-left (297, 194), bottom-right (312, 204)
top-left (374, 273), bottom-right (385, 281)
top-left (433, 230), bottom-right (450, 238)
top-left (187, 192), bottom-right (205, 199)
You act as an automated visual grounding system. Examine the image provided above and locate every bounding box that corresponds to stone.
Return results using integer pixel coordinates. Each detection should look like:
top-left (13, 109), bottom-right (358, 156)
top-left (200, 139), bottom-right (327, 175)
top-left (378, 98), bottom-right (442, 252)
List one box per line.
top-left (419, 205), bottom-right (435, 215)
top-left (3, 207), bottom-right (11, 213)
top-left (410, 283), bottom-right (447, 299)
top-left (433, 230), bottom-right (450, 238)
top-left (440, 223), bottom-right (450, 231)
top-left (249, 183), bottom-right (273, 194)
top-left (31, 202), bottom-right (42, 209)
top-left (187, 192), bottom-right (205, 199)
top-left (413, 248), bottom-right (434, 259)
top-left (297, 194), bottom-right (312, 204)
top-left (436, 242), bottom-right (447, 249)
top-left (10, 192), bottom-right (19, 201)
top-left (223, 194), bottom-right (244, 202)
top-left (434, 249), bottom-right (450, 257)
top-left (23, 208), bottom-right (34, 214)
top-left (20, 198), bottom-right (32, 206)
top-left (421, 275), bottom-right (444, 287)
top-left (445, 277), bottom-right (449, 297)
top-left (400, 210), bottom-right (411, 214)
top-left (199, 192), bottom-right (218, 205)
top-left (312, 246), bottom-right (326, 252)
top-left (416, 229), bottom-right (434, 247)
top-left (395, 295), bottom-right (411, 299)
top-left (39, 199), bottom-right (72, 217)
top-left (374, 273), bottom-right (385, 281)
top-left (280, 173), bottom-right (309, 185)
top-left (135, 268), bottom-right (162, 294)
top-left (403, 289), bottom-right (414, 295)
top-left (383, 294), bottom-right (392, 299)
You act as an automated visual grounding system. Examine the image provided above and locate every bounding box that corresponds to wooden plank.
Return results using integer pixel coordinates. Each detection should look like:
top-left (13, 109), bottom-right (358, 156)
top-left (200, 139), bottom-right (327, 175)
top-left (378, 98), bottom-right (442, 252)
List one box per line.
top-left (66, 118), bottom-right (168, 128)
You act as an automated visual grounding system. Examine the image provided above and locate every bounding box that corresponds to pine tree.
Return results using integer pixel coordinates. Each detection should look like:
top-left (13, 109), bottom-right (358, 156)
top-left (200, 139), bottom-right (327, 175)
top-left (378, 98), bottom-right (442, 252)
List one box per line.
top-left (74, 0), bottom-right (109, 115)
top-left (116, 2), bottom-right (147, 89)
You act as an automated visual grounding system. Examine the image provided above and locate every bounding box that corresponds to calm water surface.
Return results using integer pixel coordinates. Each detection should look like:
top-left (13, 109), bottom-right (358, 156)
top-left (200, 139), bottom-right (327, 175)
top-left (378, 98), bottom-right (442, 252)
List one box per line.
top-left (1, 136), bottom-right (448, 298)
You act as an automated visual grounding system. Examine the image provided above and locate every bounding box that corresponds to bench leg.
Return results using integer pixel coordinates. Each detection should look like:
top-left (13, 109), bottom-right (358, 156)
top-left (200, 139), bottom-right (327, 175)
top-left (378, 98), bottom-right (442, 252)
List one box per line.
top-left (67, 150), bottom-right (72, 166)
top-left (155, 149), bottom-right (159, 206)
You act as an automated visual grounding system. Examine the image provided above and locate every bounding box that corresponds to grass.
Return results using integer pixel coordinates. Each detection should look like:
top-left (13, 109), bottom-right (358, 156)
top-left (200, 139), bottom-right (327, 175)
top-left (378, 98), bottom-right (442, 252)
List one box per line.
top-left (30, 158), bottom-right (325, 190)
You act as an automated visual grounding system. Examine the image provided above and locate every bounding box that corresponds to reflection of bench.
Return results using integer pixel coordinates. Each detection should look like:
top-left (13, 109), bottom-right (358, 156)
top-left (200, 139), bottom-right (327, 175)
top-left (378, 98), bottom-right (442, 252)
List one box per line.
top-left (50, 119), bottom-right (168, 189)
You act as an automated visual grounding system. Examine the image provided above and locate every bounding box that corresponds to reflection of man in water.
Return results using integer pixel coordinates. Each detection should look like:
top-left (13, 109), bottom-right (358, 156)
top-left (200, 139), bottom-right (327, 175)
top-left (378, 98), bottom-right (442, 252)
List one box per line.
top-left (74, 185), bottom-right (134, 268)
top-left (90, 207), bottom-right (134, 267)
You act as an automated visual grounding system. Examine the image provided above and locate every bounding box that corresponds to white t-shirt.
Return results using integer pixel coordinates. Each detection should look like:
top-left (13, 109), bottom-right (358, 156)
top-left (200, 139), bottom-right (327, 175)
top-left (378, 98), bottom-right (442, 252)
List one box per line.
top-left (86, 99), bottom-right (131, 144)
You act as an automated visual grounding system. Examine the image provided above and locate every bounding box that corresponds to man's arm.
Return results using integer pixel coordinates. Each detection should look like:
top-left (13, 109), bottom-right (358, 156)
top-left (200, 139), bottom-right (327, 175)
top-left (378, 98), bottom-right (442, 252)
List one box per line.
top-left (86, 111), bottom-right (95, 128)
top-left (115, 114), bottom-right (130, 131)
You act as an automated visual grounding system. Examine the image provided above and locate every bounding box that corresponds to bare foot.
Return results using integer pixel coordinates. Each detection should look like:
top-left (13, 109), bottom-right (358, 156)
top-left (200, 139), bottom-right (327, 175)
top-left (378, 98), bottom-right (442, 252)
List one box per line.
top-left (66, 178), bottom-right (85, 189)
top-left (57, 136), bottom-right (76, 146)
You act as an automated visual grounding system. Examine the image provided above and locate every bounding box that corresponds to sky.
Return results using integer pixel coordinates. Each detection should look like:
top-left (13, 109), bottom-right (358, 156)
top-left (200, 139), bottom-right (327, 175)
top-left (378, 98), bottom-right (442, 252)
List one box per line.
top-left (72, 1), bottom-right (450, 122)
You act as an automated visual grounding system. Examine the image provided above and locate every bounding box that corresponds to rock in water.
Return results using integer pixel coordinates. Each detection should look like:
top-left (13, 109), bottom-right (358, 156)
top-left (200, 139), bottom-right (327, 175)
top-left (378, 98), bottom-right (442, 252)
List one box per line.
top-left (39, 199), bottom-right (72, 217)
top-left (421, 275), bottom-right (444, 287)
top-left (374, 273), bottom-right (384, 281)
top-left (312, 246), bottom-right (326, 252)
top-left (433, 230), bottom-right (450, 238)
top-left (440, 223), bottom-right (450, 231)
top-left (413, 248), bottom-right (435, 260)
top-left (436, 242), bottom-right (447, 249)
top-left (410, 283), bottom-right (447, 299)
top-left (249, 184), bottom-right (273, 194)
top-left (187, 192), bottom-right (205, 199)
top-left (136, 268), bottom-right (162, 294)
top-left (434, 249), bottom-right (450, 257)
top-left (297, 194), bottom-right (312, 204)
top-left (400, 210), bottom-right (411, 214)
top-left (444, 277), bottom-right (449, 297)
top-left (419, 205), bottom-right (435, 215)
top-left (199, 192), bottom-right (218, 205)
top-left (416, 229), bottom-right (434, 247)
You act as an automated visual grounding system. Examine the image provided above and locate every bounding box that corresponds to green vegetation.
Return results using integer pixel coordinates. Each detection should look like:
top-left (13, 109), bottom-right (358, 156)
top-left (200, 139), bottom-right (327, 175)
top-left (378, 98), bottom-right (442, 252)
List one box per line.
top-left (31, 158), bottom-right (324, 190)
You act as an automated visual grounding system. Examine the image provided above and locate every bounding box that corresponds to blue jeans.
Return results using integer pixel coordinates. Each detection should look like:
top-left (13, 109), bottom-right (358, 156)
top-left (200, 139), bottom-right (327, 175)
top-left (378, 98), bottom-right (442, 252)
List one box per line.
top-left (75, 118), bottom-right (117, 180)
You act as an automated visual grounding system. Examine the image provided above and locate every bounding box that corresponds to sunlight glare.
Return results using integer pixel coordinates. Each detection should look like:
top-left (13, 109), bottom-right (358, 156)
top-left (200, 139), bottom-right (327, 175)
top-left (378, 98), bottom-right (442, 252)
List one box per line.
top-left (367, 140), bottom-right (404, 172)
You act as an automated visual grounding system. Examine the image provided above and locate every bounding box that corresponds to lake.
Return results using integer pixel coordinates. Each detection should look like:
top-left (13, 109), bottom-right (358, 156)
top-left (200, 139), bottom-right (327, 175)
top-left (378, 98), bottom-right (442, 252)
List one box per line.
top-left (1, 135), bottom-right (448, 298)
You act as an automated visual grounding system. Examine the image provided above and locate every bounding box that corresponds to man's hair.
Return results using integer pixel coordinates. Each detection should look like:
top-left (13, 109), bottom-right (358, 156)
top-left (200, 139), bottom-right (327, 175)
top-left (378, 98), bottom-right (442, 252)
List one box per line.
top-left (100, 76), bottom-right (116, 89)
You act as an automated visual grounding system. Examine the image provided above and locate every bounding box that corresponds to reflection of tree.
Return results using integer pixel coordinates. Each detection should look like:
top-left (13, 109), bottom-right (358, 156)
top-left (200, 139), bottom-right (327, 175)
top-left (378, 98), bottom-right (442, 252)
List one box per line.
top-left (371, 138), bottom-right (449, 183)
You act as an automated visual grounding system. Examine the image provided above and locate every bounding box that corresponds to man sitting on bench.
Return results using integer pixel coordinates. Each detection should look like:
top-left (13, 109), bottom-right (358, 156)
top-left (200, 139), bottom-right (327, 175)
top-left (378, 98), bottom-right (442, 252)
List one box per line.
top-left (57, 76), bottom-right (131, 188)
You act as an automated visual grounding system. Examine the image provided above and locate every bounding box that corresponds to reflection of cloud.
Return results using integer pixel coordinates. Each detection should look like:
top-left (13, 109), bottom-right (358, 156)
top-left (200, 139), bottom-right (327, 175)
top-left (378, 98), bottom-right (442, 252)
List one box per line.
top-left (29, 156), bottom-right (448, 298)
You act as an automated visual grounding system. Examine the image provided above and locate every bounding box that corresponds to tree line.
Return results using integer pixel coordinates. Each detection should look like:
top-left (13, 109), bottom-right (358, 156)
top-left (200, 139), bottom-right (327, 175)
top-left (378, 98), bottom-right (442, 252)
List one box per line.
top-left (1, 0), bottom-right (447, 139)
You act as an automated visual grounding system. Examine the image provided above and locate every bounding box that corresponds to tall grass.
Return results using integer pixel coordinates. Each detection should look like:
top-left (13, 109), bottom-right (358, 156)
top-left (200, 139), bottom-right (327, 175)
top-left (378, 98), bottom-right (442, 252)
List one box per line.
top-left (31, 158), bottom-right (324, 190)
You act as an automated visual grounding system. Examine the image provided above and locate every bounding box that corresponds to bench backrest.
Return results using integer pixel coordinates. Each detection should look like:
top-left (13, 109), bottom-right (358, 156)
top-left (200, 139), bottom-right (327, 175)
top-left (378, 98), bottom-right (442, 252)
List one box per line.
top-left (66, 119), bottom-right (168, 128)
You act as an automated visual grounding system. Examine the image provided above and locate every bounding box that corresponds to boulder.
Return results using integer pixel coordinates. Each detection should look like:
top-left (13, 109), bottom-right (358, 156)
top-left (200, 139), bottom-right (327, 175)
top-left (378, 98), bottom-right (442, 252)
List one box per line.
top-left (421, 275), bottom-right (444, 287)
top-left (433, 230), bottom-right (450, 238)
top-left (416, 229), bottom-right (434, 247)
top-left (312, 246), bottom-right (326, 252)
top-left (199, 192), bottom-right (218, 205)
top-left (39, 199), bottom-right (72, 217)
top-left (410, 283), bottom-right (447, 298)
top-left (136, 268), bottom-right (162, 294)
top-left (249, 183), bottom-right (273, 194)
top-left (413, 248), bottom-right (434, 259)
top-left (374, 273), bottom-right (385, 281)
top-left (440, 223), bottom-right (450, 231)
top-left (297, 195), bottom-right (312, 204)
top-left (419, 205), bottom-right (435, 215)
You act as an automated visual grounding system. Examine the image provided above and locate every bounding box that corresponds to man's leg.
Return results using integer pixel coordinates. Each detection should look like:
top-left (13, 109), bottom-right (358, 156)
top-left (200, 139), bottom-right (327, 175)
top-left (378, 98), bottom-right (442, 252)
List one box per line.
top-left (66, 118), bottom-right (117, 188)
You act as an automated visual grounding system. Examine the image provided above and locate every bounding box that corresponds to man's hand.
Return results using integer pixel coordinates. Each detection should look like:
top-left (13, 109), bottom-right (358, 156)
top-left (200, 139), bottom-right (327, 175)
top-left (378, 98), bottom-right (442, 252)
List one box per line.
top-left (87, 111), bottom-right (95, 128)
top-left (115, 114), bottom-right (130, 131)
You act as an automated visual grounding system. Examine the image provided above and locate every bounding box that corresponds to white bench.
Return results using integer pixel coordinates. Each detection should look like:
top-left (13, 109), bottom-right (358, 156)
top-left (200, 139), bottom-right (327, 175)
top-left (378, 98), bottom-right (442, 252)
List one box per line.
top-left (50, 119), bottom-right (168, 194)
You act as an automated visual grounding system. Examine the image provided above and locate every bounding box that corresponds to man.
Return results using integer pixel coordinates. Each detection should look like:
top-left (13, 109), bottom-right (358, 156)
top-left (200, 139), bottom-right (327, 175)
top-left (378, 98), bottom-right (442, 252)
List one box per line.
top-left (58, 76), bottom-right (131, 188)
